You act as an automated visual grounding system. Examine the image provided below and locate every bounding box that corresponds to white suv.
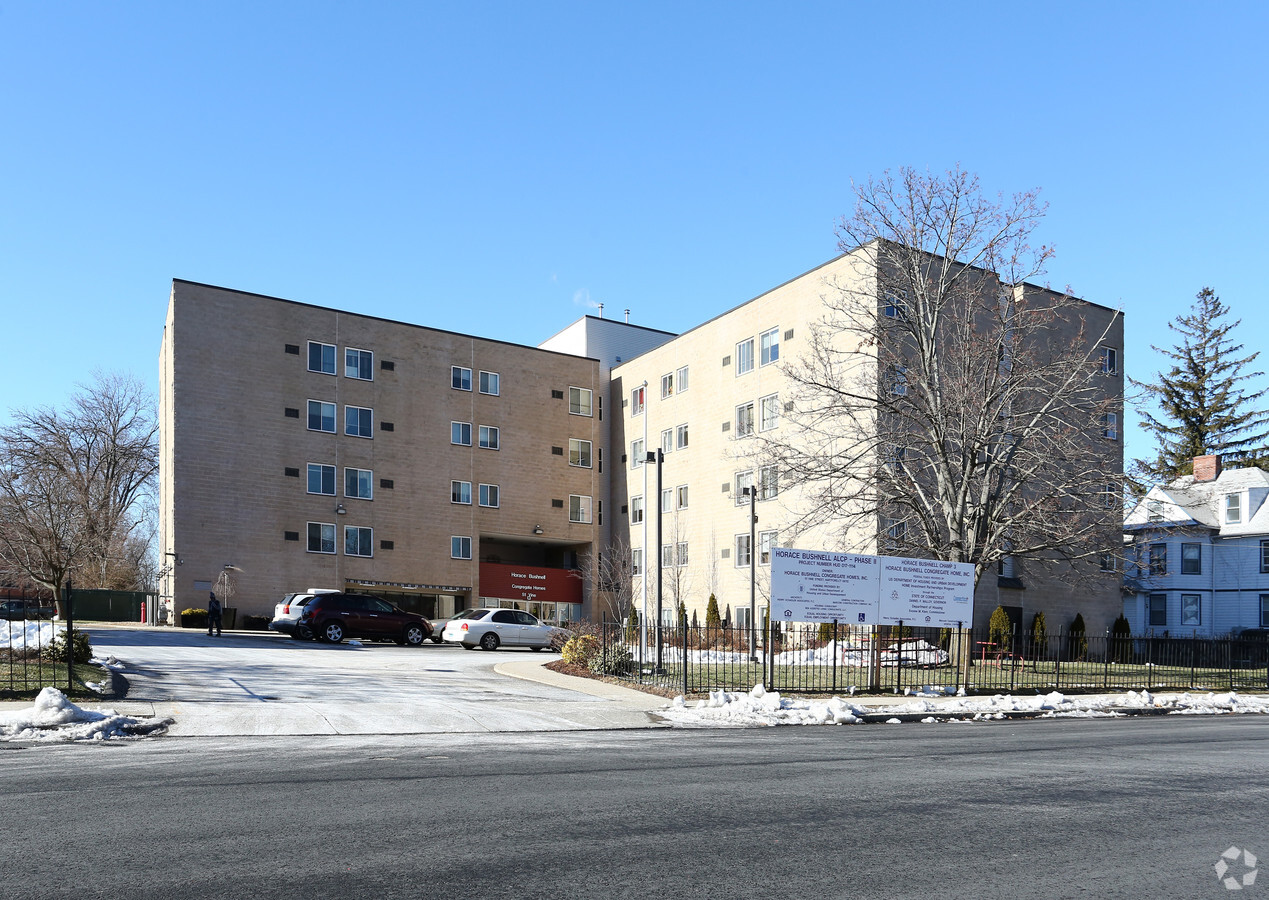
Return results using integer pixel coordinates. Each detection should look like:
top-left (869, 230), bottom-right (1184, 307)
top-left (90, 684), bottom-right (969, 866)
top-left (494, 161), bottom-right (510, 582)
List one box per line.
top-left (269, 589), bottom-right (339, 638)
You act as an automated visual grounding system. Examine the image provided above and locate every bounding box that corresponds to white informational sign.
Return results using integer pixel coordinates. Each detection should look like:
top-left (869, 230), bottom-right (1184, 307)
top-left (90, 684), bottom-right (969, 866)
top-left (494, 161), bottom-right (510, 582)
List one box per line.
top-left (877, 556), bottom-right (974, 628)
top-left (770, 548), bottom-right (881, 624)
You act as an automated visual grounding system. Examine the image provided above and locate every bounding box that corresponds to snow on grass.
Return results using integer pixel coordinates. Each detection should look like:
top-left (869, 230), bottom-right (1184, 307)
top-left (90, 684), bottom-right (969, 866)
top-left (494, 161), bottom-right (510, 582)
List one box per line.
top-left (0, 688), bottom-right (170, 742)
top-left (0, 619), bottom-right (60, 650)
top-left (659, 684), bottom-right (1269, 727)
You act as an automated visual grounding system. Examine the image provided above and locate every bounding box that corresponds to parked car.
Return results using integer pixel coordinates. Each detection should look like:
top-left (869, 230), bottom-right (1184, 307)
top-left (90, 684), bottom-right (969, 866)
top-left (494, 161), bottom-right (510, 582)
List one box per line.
top-left (0, 599), bottom-right (57, 620)
top-left (284, 593), bottom-right (433, 646)
top-left (268, 588), bottom-right (339, 638)
top-left (441, 607), bottom-right (568, 651)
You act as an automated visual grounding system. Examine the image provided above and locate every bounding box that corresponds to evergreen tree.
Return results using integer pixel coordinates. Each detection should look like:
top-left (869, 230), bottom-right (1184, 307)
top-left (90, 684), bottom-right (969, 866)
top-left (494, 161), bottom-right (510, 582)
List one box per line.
top-left (1131, 288), bottom-right (1269, 484)
top-left (988, 605), bottom-right (1012, 652)
top-left (624, 606), bottom-right (639, 643)
top-left (705, 594), bottom-right (721, 628)
top-left (1030, 610), bottom-right (1048, 659)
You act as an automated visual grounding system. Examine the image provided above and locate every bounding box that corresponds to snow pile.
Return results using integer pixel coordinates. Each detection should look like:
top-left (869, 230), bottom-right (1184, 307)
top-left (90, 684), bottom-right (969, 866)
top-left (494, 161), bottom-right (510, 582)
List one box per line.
top-left (0, 619), bottom-right (59, 650)
top-left (660, 685), bottom-right (1269, 727)
top-left (0, 688), bottom-right (169, 742)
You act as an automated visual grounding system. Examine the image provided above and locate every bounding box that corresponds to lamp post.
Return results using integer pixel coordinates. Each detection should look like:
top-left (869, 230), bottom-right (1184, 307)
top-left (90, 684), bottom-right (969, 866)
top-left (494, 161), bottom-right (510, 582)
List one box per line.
top-left (744, 486), bottom-right (757, 662)
top-left (648, 447), bottom-right (664, 672)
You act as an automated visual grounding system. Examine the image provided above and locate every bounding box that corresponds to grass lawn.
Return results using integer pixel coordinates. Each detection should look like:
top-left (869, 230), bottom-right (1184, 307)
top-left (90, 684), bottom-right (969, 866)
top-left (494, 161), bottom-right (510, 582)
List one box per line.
top-left (0, 658), bottom-right (110, 701)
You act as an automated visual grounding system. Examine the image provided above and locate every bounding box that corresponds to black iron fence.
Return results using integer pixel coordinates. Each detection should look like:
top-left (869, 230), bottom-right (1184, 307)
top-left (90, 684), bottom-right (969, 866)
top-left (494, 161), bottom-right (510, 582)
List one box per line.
top-left (0, 589), bottom-right (72, 695)
top-left (599, 618), bottom-right (1269, 697)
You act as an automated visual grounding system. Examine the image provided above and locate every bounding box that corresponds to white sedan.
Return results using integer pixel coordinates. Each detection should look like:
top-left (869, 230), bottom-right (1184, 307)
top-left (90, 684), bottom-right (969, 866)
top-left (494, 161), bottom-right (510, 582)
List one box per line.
top-left (441, 608), bottom-right (568, 651)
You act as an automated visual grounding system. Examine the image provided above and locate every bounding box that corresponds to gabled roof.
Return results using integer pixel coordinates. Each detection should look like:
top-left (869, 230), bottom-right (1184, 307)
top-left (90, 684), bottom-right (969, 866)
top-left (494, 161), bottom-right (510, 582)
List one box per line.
top-left (1126, 466), bottom-right (1269, 536)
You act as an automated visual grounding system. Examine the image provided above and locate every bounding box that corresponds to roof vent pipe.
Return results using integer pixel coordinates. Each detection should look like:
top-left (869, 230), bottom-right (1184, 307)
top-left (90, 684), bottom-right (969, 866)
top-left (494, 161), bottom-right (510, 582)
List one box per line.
top-left (597, 303), bottom-right (603, 319)
top-left (625, 309), bottom-right (631, 323)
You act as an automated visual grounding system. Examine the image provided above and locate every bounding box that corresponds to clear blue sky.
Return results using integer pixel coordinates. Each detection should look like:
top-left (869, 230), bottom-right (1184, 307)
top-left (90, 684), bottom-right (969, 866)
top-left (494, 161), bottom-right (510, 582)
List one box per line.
top-left (3, 2), bottom-right (1267, 471)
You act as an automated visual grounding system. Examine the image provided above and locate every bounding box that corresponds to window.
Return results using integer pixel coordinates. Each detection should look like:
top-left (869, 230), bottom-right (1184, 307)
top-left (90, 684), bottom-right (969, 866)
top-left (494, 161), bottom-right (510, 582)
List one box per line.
top-left (631, 386), bottom-right (645, 416)
top-left (661, 428), bottom-right (674, 455)
top-left (451, 536), bottom-right (472, 559)
top-left (598, 448), bottom-right (603, 473)
top-left (631, 439), bottom-right (645, 468)
top-left (661, 544), bottom-right (674, 568)
top-left (1099, 552), bottom-right (1116, 572)
top-left (1148, 593), bottom-right (1168, 627)
top-left (345, 348), bottom-right (373, 380)
top-left (1261, 595), bottom-right (1269, 628)
top-left (1181, 543), bottom-right (1201, 575)
top-left (759, 530), bottom-right (776, 566)
top-left (883, 517), bottom-right (907, 543)
top-left (760, 394), bottom-right (779, 431)
top-left (1101, 347), bottom-right (1118, 375)
top-left (1146, 498), bottom-right (1164, 520)
top-left (308, 400), bottom-right (336, 433)
top-left (677, 542), bottom-right (689, 567)
top-left (345, 406), bottom-right (373, 438)
top-left (883, 289), bottom-right (908, 319)
top-left (308, 341), bottom-right (336, 374)
top-left (891, 366), bottom-right (908, 396)
top-left (759, 465), bottom-right (779, 500)
top-left (661, 372), bottom-right (674, 399)
top-left (631, 495), bottom-right (644, 524)
top-left (451, 481), bottom-right (472, 504)
top-left (631, 548), bottom-right (643, 576)
top-left (569, 387), bottom-right (592, 416)
top-left (1226, 493), bottom-right (1241, 523)
top-left (344, 526), bottom-right (373, 557)
top-left (479, 483), bottom-right (499, 507)
top-left (344, 467), bottom-right (373, 500)
top-left (1261, 540), bottom-right (1269, 574)
top-left (735, 402), bottom-right (755, 437)
top-left (1104, 484), bottom-right (1121, 510)
top-left (676, 423), bottom-right (689, 450)
top-left (734, 470), bottom-right (754, 505)
top-left (661, 488), bottom-right (672, 514)
top-left (479, 425), bottom-right (499, 450)
top-left (308, 463), bottom-right (335, 495)
top-left (479, 371), bottom-right (500, 395)
top-left (451, 421), bottom-right (472, 446)
top-left (676, 365), bottom-right (689, 392)
top-left (677, 484), bottom-right (689, 509)
top-left (735, 534), bottom-right (752, 567)
top-left (452, 366), bottom-right (472, 391)
top-left (1102, 412), bottom-right (1118, 441)
top-left (569, 439), bottom-right (592, 468)
top-left (1149, 543), bottom-right (1167, 576)
top-left (886, 445), bottom-right (907, 474)
top-left (569, 495), bottom-right (592, 524)
top-left (307, 522), bottom-right (336, 554)
top-left (736, 338), bottom-right (755, 375)
top-left (1181, 594), bottom-right (1201, 626)
top-left (760, 327), bottom-right (780, 366)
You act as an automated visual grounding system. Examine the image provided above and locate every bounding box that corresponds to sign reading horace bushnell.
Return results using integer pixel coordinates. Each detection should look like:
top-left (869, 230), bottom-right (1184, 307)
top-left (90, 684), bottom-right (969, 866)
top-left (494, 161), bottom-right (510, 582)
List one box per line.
top-left (770, 548), bottom-right (881, 624)
top-left (877, 556), bottom-right (974, 628)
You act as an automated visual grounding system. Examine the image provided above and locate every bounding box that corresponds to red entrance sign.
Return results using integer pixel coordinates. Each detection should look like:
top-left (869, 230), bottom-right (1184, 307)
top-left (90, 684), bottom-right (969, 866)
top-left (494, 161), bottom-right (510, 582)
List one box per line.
top-left (479, 562), bottom-right (582, 605)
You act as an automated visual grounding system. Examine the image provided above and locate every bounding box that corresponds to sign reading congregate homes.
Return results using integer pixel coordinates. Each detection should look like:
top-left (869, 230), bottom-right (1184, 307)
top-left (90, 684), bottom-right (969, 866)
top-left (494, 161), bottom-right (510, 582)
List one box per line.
top-left (771, 548), bottom-right (973, 628)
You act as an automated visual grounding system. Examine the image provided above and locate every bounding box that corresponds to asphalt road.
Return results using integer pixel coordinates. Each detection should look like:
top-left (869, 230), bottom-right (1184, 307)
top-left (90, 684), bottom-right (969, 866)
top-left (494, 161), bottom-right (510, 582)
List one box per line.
top-left (4, 716), bottom-right (1267, 899)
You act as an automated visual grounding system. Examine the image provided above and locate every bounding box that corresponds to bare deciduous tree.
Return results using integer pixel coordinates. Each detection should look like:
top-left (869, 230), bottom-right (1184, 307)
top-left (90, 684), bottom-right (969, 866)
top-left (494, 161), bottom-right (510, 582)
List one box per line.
top-left (0, 372), bottom-right (158, 606)
top-left (761, 167), bottom-right (1122, 587)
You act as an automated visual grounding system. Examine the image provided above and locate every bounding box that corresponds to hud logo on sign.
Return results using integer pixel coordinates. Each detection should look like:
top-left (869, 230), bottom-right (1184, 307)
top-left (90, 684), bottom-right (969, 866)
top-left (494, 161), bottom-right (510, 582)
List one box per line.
top-left (1215, 846), bottom-right (1258, 890)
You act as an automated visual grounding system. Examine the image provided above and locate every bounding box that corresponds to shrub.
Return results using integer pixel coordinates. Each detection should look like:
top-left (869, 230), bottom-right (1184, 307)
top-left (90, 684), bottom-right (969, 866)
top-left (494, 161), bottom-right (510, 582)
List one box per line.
top-left (705, 594), bottom-right (721, 628)
top-left (677, 600), bottom-right (687, 624)
top-left (988, 605), bottom-right (1012, 652)
top-left (1111, 614), bottom-right (1133, 663)
top-left (589, 643), bottom-right (634, 676)
top-left (561, 634), bottom-right (600, 667)
top-left (624, 606), bottom-right (640, 643)
top-left (181, 608), bottom-right (208, 628)
top-left (1030, 611), bottom-right (1048, 659)
top-left (1067, 612), bottom-right (1088, 661)
top-left (44, 628), bottom-right (93, 664)
top-left (818, 622), bottom-right (835, 642)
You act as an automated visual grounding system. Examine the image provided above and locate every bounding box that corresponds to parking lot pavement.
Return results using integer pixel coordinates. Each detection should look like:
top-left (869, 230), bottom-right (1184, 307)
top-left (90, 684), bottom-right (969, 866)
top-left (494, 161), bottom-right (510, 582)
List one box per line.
top-left (13, 625), bottom-right (672, 737)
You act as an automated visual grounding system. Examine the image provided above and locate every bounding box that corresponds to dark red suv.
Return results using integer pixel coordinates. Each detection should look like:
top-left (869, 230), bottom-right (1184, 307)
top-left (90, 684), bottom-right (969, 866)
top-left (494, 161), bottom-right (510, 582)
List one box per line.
top-left (290, 593), bottom-right (433, 646)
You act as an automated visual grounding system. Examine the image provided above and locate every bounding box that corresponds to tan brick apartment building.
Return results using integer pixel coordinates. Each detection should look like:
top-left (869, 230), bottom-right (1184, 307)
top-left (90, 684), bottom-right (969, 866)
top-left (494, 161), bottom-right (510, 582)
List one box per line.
top-left (160, 250), bottom-right (1123, 633)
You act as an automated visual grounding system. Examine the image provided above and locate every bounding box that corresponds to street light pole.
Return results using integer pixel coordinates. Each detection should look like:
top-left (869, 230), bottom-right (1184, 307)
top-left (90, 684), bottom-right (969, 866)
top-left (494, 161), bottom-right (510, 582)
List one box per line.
top-left (745, 486), bottom-right (757, 662)
top-left (650, 448), bottom-right (664, 671)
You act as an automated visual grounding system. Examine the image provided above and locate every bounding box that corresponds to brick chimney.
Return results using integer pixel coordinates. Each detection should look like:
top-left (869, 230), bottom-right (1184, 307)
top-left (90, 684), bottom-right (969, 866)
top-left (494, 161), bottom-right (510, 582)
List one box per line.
top-left (1193, 455), bottom-right (1222, 482)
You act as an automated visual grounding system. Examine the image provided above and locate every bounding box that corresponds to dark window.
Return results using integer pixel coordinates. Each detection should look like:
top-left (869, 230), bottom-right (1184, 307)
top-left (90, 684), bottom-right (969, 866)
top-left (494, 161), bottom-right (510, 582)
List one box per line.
top-left (285, 407), bottom-right (300, 418)
top-left (1148, 593), bottom-right (1168, 627)
top-left (380, 479), bottom-right (394, 489)
top-left (493, 610), bottom-right (518, 624)
top-left (1181, 543), bottom-right (1201, 575)
top-left (1149, 543), bottom-right (1167, 576)
top-left (285, 344), bottom-right (300, 355)
top-left (284, 467), bottom-right (300, 478)
top-left (380, 421), bottom-right (394, 432)
top-left (1261, 541), bottom-right (1269, 574)
top-left (284, 531), bottom-right (300, 542)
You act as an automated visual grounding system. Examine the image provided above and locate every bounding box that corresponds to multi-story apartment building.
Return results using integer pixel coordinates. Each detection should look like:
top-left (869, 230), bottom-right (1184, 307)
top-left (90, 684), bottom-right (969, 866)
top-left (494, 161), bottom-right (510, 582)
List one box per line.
top-left (1124, 454), bottom-right (1269, 636)
top-left (160, 246), bottom-right (1123, 634)
top-left (159, 280), bottom-right (621, 624)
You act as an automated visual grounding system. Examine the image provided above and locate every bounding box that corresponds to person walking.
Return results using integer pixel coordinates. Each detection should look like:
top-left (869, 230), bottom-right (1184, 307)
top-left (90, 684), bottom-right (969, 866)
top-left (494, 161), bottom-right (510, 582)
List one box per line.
top-left (207, 591), bottom-right (223, 636)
